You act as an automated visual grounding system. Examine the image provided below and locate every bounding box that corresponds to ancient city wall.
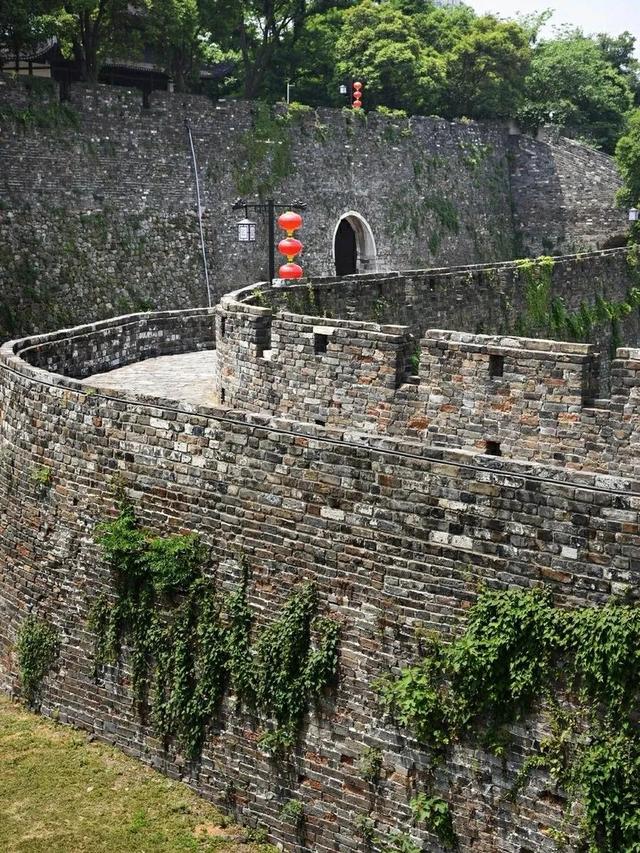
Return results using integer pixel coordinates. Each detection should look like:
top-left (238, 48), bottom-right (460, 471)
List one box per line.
top-left (1, 311), bottom-right (640, 851)
top-left (509, 133), bottom-right (628, 257)
top-left (0, 74), bottom-right (628, 340)
top-left (18, 307), bottom-right (216, 379)
top-left (214, 249), bottom-right (640, 473)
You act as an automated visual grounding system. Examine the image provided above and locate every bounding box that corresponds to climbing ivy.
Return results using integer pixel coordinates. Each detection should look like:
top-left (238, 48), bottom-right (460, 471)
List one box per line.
top-left (233, 102), bottom-right (305, 197)
top-left (16, 616), bottom-right (59, 705)
top-left (378, 586), bottom-right (640, 852)
top-left (0, 102), bottom-right (79, 130)
top-left (91, 501), bottom-right (339, 759)
top-left (515, 256), bottom-right (640, 353)
top-left (409, 793), bottom-right (456, 849)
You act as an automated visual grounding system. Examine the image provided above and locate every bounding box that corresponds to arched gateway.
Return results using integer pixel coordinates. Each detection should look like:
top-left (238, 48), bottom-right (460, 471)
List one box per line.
top-left (332, 211), bottom-right (377, 275)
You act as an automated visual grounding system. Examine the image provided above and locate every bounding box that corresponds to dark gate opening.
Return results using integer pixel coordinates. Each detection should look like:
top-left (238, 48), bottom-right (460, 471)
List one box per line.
top-left (335, 219), bottom-right (357, 276)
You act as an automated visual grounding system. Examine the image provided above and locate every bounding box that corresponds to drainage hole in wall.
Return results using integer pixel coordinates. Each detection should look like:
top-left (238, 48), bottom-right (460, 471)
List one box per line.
top-left (314, 333), bottom-right (328, 354)
top-left (489, 354), bottom-right (504, 377)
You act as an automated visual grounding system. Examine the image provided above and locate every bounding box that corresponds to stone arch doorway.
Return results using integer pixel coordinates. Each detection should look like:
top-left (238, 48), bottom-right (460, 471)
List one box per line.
top-left (333, 212), bottom-right (377, 276)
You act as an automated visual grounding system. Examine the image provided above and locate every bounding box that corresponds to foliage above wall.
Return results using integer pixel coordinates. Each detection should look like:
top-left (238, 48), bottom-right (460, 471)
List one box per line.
top-left (91, 501), bottom-right (340, 759)
top-left (378, 586), bottom-right (640, 852)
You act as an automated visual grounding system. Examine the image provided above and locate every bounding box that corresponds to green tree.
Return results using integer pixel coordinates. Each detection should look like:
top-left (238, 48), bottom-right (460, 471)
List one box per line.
top-left (334, 1), bottom-right (530, 119)
top-left (208, 0), bottom-right (345, 100)
top-left (146, 0), bottom-right (225, 92)
top-left (519, 32), bottom-right (634, 152)
top-left (616, 108), bottom-right (640, 208)
top-left (335, 0), bottom-right (445, 114)
top-left (0, 0), bottom-right (57, 68)
top-left (438, 14), bottom-right (531, 120)
top-left (596, 31), bottom-right (640, 104)
top-left (51, 0), bottom-right (141, 82)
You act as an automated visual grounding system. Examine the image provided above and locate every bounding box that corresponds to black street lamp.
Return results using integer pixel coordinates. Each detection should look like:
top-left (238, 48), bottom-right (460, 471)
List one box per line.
top-left (232, 197), bottom-right (306, 282)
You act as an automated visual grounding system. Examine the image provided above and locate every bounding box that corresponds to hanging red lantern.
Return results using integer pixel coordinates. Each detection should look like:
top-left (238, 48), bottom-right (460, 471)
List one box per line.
top-left (352, 81), bottom-right (364, 110)
top-left (277, 237), bottom-right (303, 262)
top-left (277, 210), bottom-right (303, 236)
top-left (279, 262), bottom-right (304, 279)
top-left (277, 210), bottom-right (303, 280)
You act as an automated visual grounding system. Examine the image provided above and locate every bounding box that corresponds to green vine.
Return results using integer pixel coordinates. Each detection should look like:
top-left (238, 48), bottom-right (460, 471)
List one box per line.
top-left (515, 256), bottom-right (640, 354)
top-left (233, 102), bottom-right (296, 197)
top-left (410, 793), bottom-right (456, 849)
top-left (16, 616), bottom-right (59, 705)
top-left (359, 746), bottom-right (383, 785)
top-left (378, 586), bottom-right (640, 851)
top-left (0, 102), bottom-right (79, 130)
top-left (91, 502), bottom-right (339, 759)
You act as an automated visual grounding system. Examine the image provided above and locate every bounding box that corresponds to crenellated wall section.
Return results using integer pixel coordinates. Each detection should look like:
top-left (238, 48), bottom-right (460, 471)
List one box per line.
top-left (214, 249), bottom-right (640, 474)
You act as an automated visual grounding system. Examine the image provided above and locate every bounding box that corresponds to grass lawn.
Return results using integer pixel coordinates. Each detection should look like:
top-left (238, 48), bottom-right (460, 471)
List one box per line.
top-left (0, 696), bottom-right (276, 853)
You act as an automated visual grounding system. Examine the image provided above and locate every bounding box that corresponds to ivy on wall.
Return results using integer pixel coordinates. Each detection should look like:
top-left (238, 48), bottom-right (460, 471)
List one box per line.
top-left (232, 101), bottom-right (319, 198)
top-left (90, 501), bottom-right (340, 759)
top-left (16, 616), bottom-right (59, 705)
top-left (515, 255), bottom-right (640, 353)
top-left (378, 586), bottom-right (640, 852)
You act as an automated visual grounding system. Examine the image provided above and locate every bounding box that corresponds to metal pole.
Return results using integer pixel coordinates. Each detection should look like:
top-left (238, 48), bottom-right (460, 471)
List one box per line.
top-left (184, 118), bottom-right (212, 308)
top-left (268, 198), bottom-right (275, 282)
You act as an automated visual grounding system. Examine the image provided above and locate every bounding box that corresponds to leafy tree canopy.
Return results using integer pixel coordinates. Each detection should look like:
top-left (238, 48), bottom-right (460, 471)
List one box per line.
top-left (518, 31), bottom-right (635, 152)
top-left (616, 108), bottom-right (640, 207)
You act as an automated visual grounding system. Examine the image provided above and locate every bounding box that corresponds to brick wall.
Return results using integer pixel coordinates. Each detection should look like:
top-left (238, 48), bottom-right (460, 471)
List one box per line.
top-left (214, 250), bottom-right (640, 474)
top-left (0, 75), bottom-right (628, 341)
top-left (1, 313), bottom-right (639, 851)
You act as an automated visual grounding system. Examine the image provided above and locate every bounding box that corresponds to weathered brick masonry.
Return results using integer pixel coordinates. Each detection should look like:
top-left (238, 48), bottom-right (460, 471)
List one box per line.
top-left (215, 249), bottom-right (640, 468)
top-left (1, 278), bottom-right (640, 850)
top-left (0, 74), bottom-right (627, 340)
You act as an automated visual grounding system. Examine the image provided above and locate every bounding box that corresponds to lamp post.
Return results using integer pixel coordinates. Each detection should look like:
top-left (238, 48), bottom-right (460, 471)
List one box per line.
top-left (232, 198), bottom-right (306, 282)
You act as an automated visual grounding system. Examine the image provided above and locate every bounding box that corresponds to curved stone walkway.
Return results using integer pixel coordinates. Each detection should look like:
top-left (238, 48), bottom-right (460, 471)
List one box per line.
top-left (80, 350), bottom-right (218, 407)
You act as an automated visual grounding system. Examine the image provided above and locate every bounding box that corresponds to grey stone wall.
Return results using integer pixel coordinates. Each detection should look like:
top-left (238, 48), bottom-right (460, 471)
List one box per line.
top-left (1, 315), bottom-right (640, 851)
top-left (0, 75), bottom-right (627, 341)
top-left (509, 131), bottom-right (628, 256)
top-left (214, 249), bottom-right (640, 467)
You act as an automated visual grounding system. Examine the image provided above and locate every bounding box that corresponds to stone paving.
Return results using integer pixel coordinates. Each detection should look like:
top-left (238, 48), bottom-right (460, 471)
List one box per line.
top-left (80, 351), bottom-right (218, 407)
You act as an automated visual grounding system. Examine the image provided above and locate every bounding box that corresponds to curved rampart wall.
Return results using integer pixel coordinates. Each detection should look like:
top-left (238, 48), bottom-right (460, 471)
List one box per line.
top-left (1, 312), bottom-right (639, 851)
top-left (214, 250), bottom-right (640, 475)
top-left (17, 307), bottom-right (216, 379)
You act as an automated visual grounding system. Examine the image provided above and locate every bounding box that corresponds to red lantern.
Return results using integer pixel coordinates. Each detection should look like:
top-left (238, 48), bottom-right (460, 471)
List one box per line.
top-left (279, 262), bottom-right (303, 279)
top-left (277, 211), bottom-right (303, 236)
top-left (352, 81), bottom-right (363, 110)
top-left (277, 237), bottom-right (303, 262)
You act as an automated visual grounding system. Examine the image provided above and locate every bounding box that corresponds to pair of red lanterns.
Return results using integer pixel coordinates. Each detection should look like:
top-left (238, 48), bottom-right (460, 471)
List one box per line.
top-left (277, 210), bottom-right (304, 280)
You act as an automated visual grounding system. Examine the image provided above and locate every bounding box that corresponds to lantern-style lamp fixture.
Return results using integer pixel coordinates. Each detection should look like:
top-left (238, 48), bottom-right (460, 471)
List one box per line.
top-left (339, 83), bottom-right (348, 96)
top-left (630, 208), bottom-right (640, 222)
top-left (237, 217), bottom-right (256, 242)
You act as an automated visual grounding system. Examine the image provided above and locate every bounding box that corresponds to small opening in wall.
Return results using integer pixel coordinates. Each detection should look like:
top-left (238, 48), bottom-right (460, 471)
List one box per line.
top-left (485, 440), bottom-right (501, 457)
top-left (489, 354), bottom-right (504, 377)
top-left (315, 418), bottom-right (326, 426)
top-left (142, 88), bottom-right (151, 109)
top-left (314, 333), bottom-right (328, 354)
top-left (220, 388), bottom-right (226, 404)
top-left (220, 316), bottom-right (226, 338)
